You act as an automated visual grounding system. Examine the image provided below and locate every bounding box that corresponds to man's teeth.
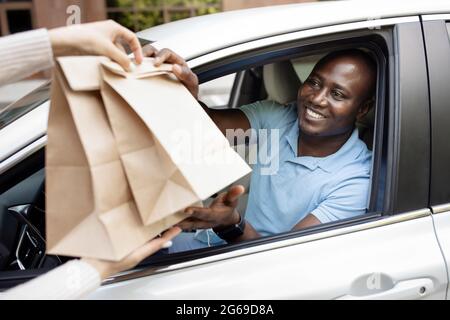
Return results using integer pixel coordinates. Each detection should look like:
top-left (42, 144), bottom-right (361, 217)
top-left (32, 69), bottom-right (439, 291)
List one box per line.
top-left (306, 108), bottom-right (325, 119)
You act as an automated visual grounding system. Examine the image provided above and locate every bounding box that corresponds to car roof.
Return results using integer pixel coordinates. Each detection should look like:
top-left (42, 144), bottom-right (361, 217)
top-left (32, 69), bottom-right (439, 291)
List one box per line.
top-left (137, 0), bottom-right (450, 60)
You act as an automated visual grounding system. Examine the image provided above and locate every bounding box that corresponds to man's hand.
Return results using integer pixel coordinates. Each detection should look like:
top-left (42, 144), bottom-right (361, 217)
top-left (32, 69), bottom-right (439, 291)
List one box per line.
top-left (177, 185), bottom-right (245, 231)
top-left (143, 45), bottom-right (199, 99)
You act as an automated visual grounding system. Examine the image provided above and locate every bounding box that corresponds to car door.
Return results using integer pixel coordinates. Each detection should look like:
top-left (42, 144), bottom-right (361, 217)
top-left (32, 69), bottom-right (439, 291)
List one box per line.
top-left (86, 17), bottom-right (448, 300)
top-left (421, 14), bottom-right (450, 300)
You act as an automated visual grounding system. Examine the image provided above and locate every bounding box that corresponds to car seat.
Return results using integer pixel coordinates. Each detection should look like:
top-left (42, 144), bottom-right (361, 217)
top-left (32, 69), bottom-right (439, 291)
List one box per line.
top-left (356, 105), bottom-right (375, 151)
top-left (263, 60), bottom-right (302, 105)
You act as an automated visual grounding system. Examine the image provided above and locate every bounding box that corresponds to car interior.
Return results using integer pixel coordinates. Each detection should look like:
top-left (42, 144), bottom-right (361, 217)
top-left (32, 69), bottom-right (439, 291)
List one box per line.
top-left (0, 43), bottom-right (385, 289)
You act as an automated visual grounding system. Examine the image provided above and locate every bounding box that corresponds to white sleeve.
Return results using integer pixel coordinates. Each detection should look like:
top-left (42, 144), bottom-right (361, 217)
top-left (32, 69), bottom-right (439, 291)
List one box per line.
top-left (0, 260), bottom-right (101, 300)
top-left (0, 29), bottom-right (54, 87)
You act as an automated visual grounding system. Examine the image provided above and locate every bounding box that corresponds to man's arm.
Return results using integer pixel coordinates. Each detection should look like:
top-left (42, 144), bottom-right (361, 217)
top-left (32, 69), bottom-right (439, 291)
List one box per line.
top-left (292, 214), bottom-right (321, 231)
top-left (216, 212), bottom-right (321, 243)
top-left (198, 101), bottom-right (251, 135)
top-left (234, 212), bottom-right (322, 242)
top-left (227, 219), bottom-right (261, 243)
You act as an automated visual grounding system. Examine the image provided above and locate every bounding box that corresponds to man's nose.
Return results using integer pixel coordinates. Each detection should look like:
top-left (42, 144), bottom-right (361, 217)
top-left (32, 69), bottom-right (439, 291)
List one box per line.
top-left (311, 88), bottom-right (328, 108)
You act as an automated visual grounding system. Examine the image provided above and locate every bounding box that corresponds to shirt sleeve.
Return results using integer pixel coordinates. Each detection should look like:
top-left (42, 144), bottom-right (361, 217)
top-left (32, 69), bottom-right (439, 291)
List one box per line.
top-left (0, 29), bottom-right (54, 87)
top-left (0, 260), bottom-right (101, 300)
top-left (310, 173), bottom-right (370, 224)
top-left (240, 100), bottom-right (286, 131)
top-left (239, 100), bottom-right (296, 143)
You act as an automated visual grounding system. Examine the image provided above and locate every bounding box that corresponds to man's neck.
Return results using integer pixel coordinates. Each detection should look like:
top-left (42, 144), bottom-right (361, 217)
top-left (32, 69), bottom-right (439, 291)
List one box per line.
top-left (297, 129), bottom-right (353, 157)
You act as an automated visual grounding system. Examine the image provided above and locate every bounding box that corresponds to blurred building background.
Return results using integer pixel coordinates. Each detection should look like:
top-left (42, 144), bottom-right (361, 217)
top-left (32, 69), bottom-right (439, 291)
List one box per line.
top-left (1, 0), bottom-right (318, 35)
top-left (0, 0), bottom-right (317, 108)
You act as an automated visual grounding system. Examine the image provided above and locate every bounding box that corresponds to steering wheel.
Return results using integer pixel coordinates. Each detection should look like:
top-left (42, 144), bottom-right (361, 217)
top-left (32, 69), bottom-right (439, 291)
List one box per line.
top-left (6, 180), bottom-right (63, 271)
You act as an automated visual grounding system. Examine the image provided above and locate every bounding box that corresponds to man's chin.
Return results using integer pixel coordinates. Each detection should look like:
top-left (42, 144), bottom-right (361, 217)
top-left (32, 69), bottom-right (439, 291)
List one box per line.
top-left (300, 124), bottom-right (354, 138)
top-left (299, 121), bottom-right (326, 137)
top-left (299, 126), bottom-right (325, 137)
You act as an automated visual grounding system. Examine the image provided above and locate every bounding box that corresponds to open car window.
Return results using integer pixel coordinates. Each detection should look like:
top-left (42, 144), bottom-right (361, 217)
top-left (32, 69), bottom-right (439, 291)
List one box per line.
top-left (170, 41), bottom-right (386, 255)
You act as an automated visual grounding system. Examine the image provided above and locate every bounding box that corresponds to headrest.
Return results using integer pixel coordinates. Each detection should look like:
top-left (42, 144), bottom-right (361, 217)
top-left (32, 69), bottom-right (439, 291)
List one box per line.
top-left (263, 60), bottom-right (301, 104)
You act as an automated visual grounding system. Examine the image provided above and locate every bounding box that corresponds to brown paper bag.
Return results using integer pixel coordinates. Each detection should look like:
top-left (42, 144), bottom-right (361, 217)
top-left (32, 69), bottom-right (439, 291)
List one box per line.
top-left (98, 58), bottom-right (251, 225)
top-left (46, 57), bottom-right (187, 261)
top-left (46, 56), bottom-right (251, 260)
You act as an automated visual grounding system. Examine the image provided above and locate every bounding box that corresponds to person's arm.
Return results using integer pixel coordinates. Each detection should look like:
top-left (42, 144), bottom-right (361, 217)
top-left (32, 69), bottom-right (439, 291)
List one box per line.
top-left (0, 20), bottom-right (143, 87)
top-left (1, 227), bottom-right (180, 300)
top-left (1, 259), bottom-right (101, 300)
top-left (143, 46), bottom-right (250, 135)
top-left (0, 28), bottom-right (53, 86)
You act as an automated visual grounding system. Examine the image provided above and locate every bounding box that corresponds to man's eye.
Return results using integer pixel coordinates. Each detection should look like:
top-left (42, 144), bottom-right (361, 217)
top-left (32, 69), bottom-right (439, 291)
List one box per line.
top-left (307, 79), bottom-right (320, 87)
top-left (332, 90), bottom-right (344, 99)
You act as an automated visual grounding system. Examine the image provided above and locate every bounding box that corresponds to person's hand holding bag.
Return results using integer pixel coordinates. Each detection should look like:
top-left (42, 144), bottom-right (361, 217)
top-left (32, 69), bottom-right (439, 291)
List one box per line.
top-left (82, 227), bottom-right (181, 280)
top-left (49, 20), bottom-right (143, 71)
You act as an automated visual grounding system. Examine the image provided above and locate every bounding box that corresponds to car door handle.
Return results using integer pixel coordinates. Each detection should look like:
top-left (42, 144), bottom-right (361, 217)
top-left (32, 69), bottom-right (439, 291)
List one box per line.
top-left (337, 278), bottom-right (434, 300)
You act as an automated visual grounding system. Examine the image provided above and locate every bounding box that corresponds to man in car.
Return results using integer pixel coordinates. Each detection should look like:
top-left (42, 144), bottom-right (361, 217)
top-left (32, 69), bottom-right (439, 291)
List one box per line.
top-left (145, 46), bottom-right (377, 251)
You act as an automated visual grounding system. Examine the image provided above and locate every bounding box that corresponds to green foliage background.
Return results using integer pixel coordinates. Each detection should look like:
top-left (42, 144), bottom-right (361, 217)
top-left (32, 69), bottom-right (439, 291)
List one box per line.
top-left (107, 0), bottom-right (221, 31)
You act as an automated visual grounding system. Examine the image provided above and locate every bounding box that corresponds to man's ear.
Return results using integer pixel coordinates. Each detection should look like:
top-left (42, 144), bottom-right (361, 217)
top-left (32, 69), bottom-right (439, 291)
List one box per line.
top-left (356, 97), bottom-right (374, 121)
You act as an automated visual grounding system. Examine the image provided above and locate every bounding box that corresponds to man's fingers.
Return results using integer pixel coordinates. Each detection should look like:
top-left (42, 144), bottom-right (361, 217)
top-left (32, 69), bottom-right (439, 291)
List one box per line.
top-left (172, 64), bottom-right (199, 96)
top-left (185, 206), bottom-right (212, 217)
top-left (176, 219), bottom-right (196, 230)
top-left (189, 207), bottom-right (216, 221)
top-left (154, 48), bottom-right (186, 66)
top-left (143, 44), bottom-right (158, 57)
top-left (176, 219), bottom-right (213, 230)
top-left (172, 64), bottom-right (187, 80)
top-left (172, 64), bottom-right (197, 84)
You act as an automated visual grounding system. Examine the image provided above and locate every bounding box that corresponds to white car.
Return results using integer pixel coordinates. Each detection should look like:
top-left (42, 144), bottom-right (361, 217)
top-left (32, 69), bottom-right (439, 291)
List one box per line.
top-left (1, 0), bottom-right (450, 300)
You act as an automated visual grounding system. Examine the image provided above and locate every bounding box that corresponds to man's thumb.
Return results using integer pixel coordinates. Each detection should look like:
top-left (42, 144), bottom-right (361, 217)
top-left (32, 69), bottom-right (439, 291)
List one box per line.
top-left (225, 185), bottom-right (245, 203)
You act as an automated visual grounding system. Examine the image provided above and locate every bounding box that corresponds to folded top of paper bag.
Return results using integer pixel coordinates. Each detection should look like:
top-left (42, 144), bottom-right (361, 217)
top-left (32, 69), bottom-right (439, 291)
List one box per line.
top-left (101, 57), bottom-right (172, 79)
top-left (57, 56), bottom-right (172, 91)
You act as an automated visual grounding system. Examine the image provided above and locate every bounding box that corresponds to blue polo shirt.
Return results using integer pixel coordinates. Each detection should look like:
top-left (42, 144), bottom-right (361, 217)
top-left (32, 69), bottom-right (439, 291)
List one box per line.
top-left (240, 100), bottom-right (372, 236)
top-left (174, 100), bottom-right (372, 250)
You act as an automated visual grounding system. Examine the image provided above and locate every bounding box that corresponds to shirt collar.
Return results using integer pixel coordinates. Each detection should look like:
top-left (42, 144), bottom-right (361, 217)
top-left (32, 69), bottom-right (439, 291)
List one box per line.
top-left (285, 120), bottom-right (363, 173)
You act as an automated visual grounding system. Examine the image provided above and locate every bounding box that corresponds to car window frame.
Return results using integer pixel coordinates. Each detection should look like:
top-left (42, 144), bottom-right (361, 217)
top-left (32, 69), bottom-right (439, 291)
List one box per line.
top-left (421, 15), bottom-right (450, 210)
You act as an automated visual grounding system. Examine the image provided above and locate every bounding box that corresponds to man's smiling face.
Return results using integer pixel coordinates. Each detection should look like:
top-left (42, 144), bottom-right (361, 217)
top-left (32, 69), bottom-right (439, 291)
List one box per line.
top-left (297, 51), bottom-right (376, 137)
